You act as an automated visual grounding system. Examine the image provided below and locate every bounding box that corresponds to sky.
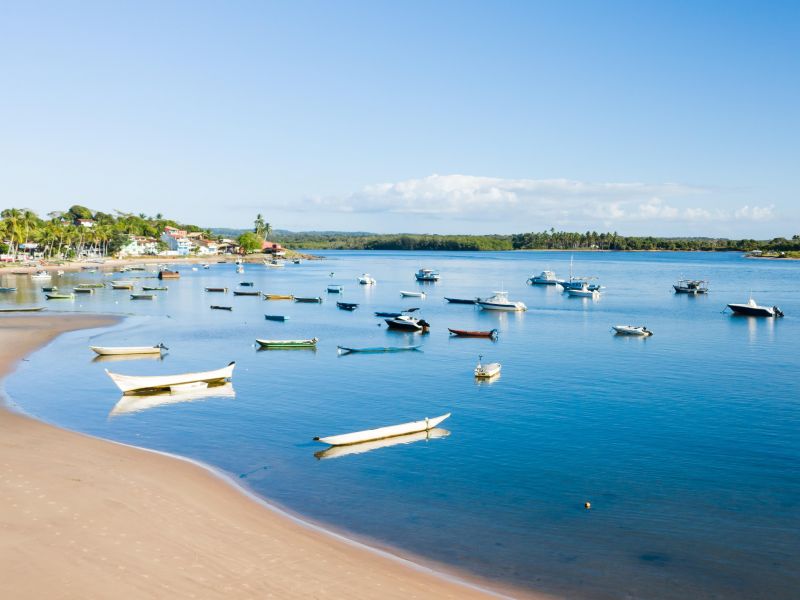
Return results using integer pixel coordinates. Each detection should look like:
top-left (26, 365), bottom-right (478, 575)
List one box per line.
top-left (1, 1), bottom-right (798, 237)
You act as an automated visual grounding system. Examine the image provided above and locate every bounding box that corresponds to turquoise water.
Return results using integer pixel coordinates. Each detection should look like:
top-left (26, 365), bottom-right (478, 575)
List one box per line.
top-left (3, 251), bottom-right (799, 599)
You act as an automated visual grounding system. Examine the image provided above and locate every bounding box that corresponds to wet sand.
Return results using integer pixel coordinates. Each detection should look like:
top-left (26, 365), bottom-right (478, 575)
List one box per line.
top-left (0, 314), bottom-right (545, 599)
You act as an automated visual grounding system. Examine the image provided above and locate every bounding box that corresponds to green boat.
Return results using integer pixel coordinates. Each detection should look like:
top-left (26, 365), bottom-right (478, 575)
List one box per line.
top-left (45, 293), bottom-right (75, 300)
top-left (73, 287), bottom-right (94, 294)
top-left (255, 338), bottom-right (318, 349)
top-left (76, 283), bottom-right (106, 288)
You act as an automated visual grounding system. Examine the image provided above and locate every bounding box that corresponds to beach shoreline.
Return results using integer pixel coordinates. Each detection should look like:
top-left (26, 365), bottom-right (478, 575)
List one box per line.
top-left (0, 314), bottom-right (547, 600)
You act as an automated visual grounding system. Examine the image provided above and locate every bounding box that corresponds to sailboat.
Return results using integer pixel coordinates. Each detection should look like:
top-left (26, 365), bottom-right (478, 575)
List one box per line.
top-left (559, 255), bottom-right (601, 291)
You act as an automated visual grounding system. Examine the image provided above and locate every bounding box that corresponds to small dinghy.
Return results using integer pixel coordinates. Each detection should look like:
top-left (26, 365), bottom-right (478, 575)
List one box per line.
top-left (41, 286), bottom-right (58, 292)
top-left (315, 428), bottom-right (449, 460)
top-left (90, 344), bottom-right (167, 356)
top-left (110, 281), bottom-right (135, 290)
top-left (448, 328), bottom-right (498, 338)
top-left (337, 301), bottom-right (359, 311)
top-left (400, 290), bottom-right (426, 298)
top-left (444, 297), bottom-right (477, 304)
top-left (256, 338), bottom-right (318, 349)
top-left (234, 290), bottom-right (262, 296)
top-left (294, 296), bottom-right (322, 303)
top-left (358, 274), bottom-right (376, 285)
top-left (78, 282), bottom-right (106, 288)
top-left (264, 314), bottom-right (289, 321)
top-left (327, 285), bottom-right (343, 293)
top-left (105, 361), bottom-right (235, 394)
top-left (205, 287), bottom-right (228, 293)
top-left (262, 293), bottom-right (293, 300)
top-left (474, 355), bottom-right (501, 378)
top-left (0, 306), bottom-right (45, 312)
top-left (45, 292), bottom-right (74, 300)
top-left (210, 305), bottom-right (233, 311)
top-left (385, 315), bottom-right (430, 332)
top-left (130, 293), bottom-right (156, 300)
top-left (612, 325), bottom-right (653, 336)
top-left (158, 269), bottom-right (180, 280)
top-left (314, 413), bottom-right (450, 446)
top-left (337, 345), bottom-right (421, 354)
top-left (0, 287), bottom-right (17, 292)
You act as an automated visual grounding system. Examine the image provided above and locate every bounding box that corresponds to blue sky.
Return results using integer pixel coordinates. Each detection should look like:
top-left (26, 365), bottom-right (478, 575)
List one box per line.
top-left (1, 1), bottom-right (797, 237)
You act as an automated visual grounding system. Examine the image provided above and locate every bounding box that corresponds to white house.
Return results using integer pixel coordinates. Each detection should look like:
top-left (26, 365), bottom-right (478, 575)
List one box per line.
top-left (119, 235), bottom-right (159, 257)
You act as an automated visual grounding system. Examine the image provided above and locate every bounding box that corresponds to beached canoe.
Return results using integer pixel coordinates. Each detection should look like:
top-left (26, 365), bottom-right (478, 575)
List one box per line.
top-left (448, 328), bottom-right (498, 338)
top-left (210, 305), bottom-right (233, 311)
top-left (90, 344), bottom-right (167, 356)
top-left (314, 413), bottom-right (451, 446)
top-left (264, 314), bottom-right (289, 321)
top-left (337, 345), bottom-right (421, 354)
top-left (255, 338), bottom-right (318, 348)
top-left (263, 293), bottom-right (293, 300)
top-left (205, 287), bottom-right (228, 293)
top-left (105, 361), bottom-right (235, 394)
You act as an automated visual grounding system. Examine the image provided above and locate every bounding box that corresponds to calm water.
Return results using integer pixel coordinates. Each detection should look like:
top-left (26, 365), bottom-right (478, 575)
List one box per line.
top-left (3, 251), bottom-right (799, 599)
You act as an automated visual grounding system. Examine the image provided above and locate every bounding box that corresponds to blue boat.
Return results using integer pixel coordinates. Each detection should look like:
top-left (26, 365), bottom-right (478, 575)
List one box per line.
top-left (0, 287), bottom-right (17, 292)
top-left (337, 345), bottom-right (421, 354)
top-left (264, 314), bottom-right (290, 321)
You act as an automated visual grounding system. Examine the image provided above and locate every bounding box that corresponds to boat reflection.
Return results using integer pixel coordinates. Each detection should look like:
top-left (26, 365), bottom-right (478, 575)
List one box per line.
top-left (314, 427), bottom-right (450, 460)
top-left (109, 382), bottom-right (235, 417)
top-left (475, 373), bottom-right (501, 386)
top-left (92, 353), bottom-right (166, 364)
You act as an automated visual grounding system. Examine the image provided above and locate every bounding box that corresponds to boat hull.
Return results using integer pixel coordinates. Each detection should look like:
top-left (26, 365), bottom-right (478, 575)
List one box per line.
top-left (337, 345), bottom-right (420, 354)
top-left (448, 328), bottom-right (498, 338)
top-left (106, 362), bottom-right (235, 394)
top-left (444, 297), bottom-right (477, 304)
top-left (256, 338), bottom-right (318, 348)
top-left (727, 304), bottom-right (780, 317)
top-left (314, 413), bottom-right (450, 446)
top-left (91, 346), bottom-right (164, 356)
top-left (477, 302), bottom-right (526, 311)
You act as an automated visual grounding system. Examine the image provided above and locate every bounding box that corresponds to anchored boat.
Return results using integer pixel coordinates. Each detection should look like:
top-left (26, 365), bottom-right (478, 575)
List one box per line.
top-left (358, 274), bottom-right (376, 285)
top-left (205, 287), bottom-right (228, 293)
top-left (256, 338), bottom-right (318, 349)
top-left (294, 296), bottom-right (322, 303)
top-left (327, 285), bottom-right (343, 293)
top-left (105, 361), bottom-right (235, 394)
top-left (262, 293), bottom-right (293, 300)
top-left (415, 268), bottom-right (440, 282)
top-left (337, 301), bottom-right (359, 311)
top-left (130, 293), bottom-right (156, 300)
top-left (90, 344), bottom-right (167, 356)
top-left (385, 315), bottom-right (430, 332)
top-left (612, 325), bottom-right (653, 336)
top-left (448, 328), bottom-right (498, 338)
top-left (444, 297), bottom-right (477, 304)
top-left (45, 292), bottom-right (74, 300)
top-left (314, 413), bottom-right (451, 446)
top-left (337, 345), bottom-right (421, 354)
top-left (400, 290), bottom-right (426, 298)
top-left (474, 355), bottom-right (501, 378)
top-left (264, 314), bottom-right (290, 321)
top-left (674, 279), bottom-right (709, 294)
top-left (477, 291), bottom-right (527, 311)
top-left (527, 270), bottom-right (563, 285)
top-left (210, 305), bottom-right (233, 311)
top-left (727, 298), bottom-right (784, 318)
top-left (158, 269), bottom-right (180, 280)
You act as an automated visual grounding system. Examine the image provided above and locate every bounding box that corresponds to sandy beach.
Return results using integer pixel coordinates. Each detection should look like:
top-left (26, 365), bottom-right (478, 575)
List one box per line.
top-left (0, 314), bottom-right (544, 599)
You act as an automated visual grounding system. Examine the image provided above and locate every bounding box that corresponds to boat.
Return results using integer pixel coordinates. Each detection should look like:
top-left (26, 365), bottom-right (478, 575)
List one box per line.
top-left (448, 328), bottom-right (498, 338)
top-left (109, 382), bottom-right (235, 417)
top-left (527, 270), bottom-right (563, 285)
top-left (205, 287), bottom-right (228, 293)
top-left (612, 325), bottom-right (653, 336)
top-left (110, 281), bottom-right (135, 290)
top-left (0, 306), bottom-right (45, 312)
top-left (558, 256), bottom-right (601, 291)
top-left (130, 293), bottom-right (156, 300)
top-left (142, 286), bottom-right (168, 291)
top-left (327, 285), bottom-right (343, 293)
top-left (337, 345), bottom-right (421, 354)
top-left (444, 297), bottom-right (477, 304)
top-left (233, 290), bottom-right (262, 296)
top-left (294, 296), bottom-right (322, 303)
top-left (90, 344), bottom-right (167, 356)
top-left (105, 361), bottom-right (235, 394)
top-left (400, 290), bottom-right (426, 298)
top-left (566, 282), bottom-right (600, 299)
top-left (673, 279), bottom-right (709, 294)
top-left (358, 274), bottom-right (376, 285)
top-left (56, 270), bottom-right (65, 276)
top-left (374, 308), bottom-right (419, 317)
top-left (210, 305), bottom-right (233, 311)
top-left (202, 264), bottom-right (210, 269)
top-left (315, 428), bottom-right (449, 460)
top-left (45, 292), bottom-right (74, 300)
top-left (30, 270), bottom-right (51, 279)
top-left (337, 301), bottom-right (359, 311)
top-left (240, 281), bottom-right (254, 287)
top-left (415, 268), bottom-right (440, 282)
top-left (474, 355), bottom-right (501, 378)
top-left (262, 293), bottom-right (293, 300)
top-left (264, 314), bottom-right (290, 321)
top-left (292, 259), bottom-right (301, 264)
top-left (236, 265), bottom-right (244, 274)
top-left (158, 269), bottom-right (180, 280)
top-left (0, 287), bottom-right (17, 292)
top-left (314, 413), bottom-right (450, 446)
top-left (76, 283), bottom-right (106, 288)
top-left (477, 291), bottom-right (527, 311)
top-left (727, 298), bottom-right (784, 318)
top-left (73, 287), bottom-right (94, 294)
top-left (385, 315), bottom-right (431, 332)
top-left (255, 338), bottom-right (318, 349)
top-left (263, 260), bottom-right (284, 268)
top-left (41, 286), bottom-right (58, 292)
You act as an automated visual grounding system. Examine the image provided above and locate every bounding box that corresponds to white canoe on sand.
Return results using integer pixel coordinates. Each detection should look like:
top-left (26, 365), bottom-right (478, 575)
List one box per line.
top-left (105, 361), bottom-right (235, 394)
top-left (314, 412), bottom-right (450, 446)
top-left (90, 344), bottom-right (167, 356)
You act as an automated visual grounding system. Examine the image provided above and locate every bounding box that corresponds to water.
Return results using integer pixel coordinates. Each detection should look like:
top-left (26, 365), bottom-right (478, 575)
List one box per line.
top-left (3, 252), bottom-right (799, 599)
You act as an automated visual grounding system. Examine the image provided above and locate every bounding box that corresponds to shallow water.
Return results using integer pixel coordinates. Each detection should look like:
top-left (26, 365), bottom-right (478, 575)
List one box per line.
top-left (4, 251), bottom-right (799, 599)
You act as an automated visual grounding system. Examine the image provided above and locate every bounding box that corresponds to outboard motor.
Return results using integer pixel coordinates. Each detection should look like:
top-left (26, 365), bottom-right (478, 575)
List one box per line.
top-left (773, 306), bottom-right (784, 318)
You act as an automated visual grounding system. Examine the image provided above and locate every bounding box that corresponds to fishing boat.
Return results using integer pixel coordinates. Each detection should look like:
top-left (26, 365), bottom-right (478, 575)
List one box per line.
top-left (110, 281), bottom-right (135, 290)
top-left (612, 325), bottom-right (653, 336)
top-left (294, 296), bottom-right (322, 303)
top-left (477, 291), bottom-right (527, 311)
top-left (0, 287), bottom-right (17, 292)
top-left (90, 344), bottom-right (167, 356)
top-left (358, 274), bottom-right (376, 285)
top-left (105, 361), bottom-right (235, 394)
top-left (566, 282), bottom-right (600, 298)
top-left (45, 292), bottom-right (74, 300)
top-left (727, 298), bottom-right (784, 318)
top-left (233, 290), bottom-right (262, 296)
top-left (262, 293), bottom-right (293, 300)
top-left (142, 286), bottom-right (168, 291)
top-left (315, 428), bottom-right (449, 460)
top-left (673, 279), bottom-right (709, 294)
top-left (327, 284), bottom-right (343, 293)
top-left (158, 269), bottom-right (180, 280)
top-left (444, 297), bottom-right (477, 304)
top-left (264, 314), bottom-right (290, 321)
top-left (240, 281), bottom-right (254, 287)
top-left (73, 287), bottom-right (94, 294)
top-left (400, 290), bottom-right (426, 298)
top-left (337, 301), bottom-right (359, 311)
top-left (77, 282), bottom-right (106, 288)
top-left (202, 264), bottom-right (210, 269)
top-left (0, 306), bottom-right (45, 313)
top-left (314, 413), bottom-right (450, 446)
top-left (292, 259), bottom-right (301, 264)
top-left (210, 305), bottom-right (233, 311)
top-left (130, 293), bottom-right (156, 300)
top-left (263, 260), bottom-right (284, 268)
top-left (205, 287), bottom-right (228, 293)
top-left (385, 315), bottom-right (431, 332)
top-left (337, 345), bottom-right (421, 354)
top-left (448, 328), bottom-right (498, 338)
top-left (474, 355), bottom-right (501, 378)
top-left (30, 270), bottom-right (51, 279)
top-left (415, 268), bottom-right (440, 282)
top-left (558, 256), bottom-right (601, 291)
top-left (527, 270), bottom-right (563, 285)
top-left (255, 338), bottom-right (318, 349)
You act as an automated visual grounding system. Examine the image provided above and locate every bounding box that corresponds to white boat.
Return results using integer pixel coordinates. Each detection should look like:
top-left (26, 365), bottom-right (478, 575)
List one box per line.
top-left (30, 270), bottom-right (51, 280)
top-left (474, 355), bottom-right (501, 378)
top-left (566, 282), bottom-right (600, 299)
top-left (105, 361), bottom-right (235, 394)
top-left (400, 290), bottom-right (426, 298)
top-left (236, 265), bottom-right (244, 274)
top-left (612, 325), bottom-right (653, 336)
top-left (314, 412), bottom-right (450, 446)
top-left (414, 268), bottom-right (440, 282)
top-left (315, 428), bottom-right (450, 460)
top-left (56, 270), bottom-right (65, 276)
top-left (264, 260), bottom-right (284, 268)
top-left (90, 344), bottom-right (167, 356)
top-left (477, 291), bottom-right (527, 311)
top-left (727, 298), bottom-right (784, 318)
top-left (527, 270), bottom-right (563, 285)
top-left (110, 280), bottom-right (135, 290)
top-left (202, 264), bottom-right (210, 269)
top-left (358, 273), bottom-right (376, 285)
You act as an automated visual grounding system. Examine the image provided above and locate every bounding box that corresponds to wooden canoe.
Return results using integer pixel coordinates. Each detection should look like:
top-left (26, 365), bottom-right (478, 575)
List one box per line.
top-left (337, 345), bottom-right (421, 354)
top-left (264, 314), bottom-right (289, 321)
top-left (448, 328), bottom-right (498, 338)
top-left (315, 428), bottom-right (450, 460)
top-left (314, 413), bottom-right (451, 446)
top-left (105, 361), bottom-right (235, 394)
top-left (158, 270), bottom-right (180, 280)
top-left (400, 291), bottom-right (426, 298)
top-left (73, 287), bottom-right (94, 294)
top-left (90, 345), bottom-right (166, 356)
top-left (336, 301), bottom-right (358, 311)
top-left (0, 306), bottom-right (45, 313)
top-left (45, 293), bottom-right (74, 300)
top-left (263, 293), bottom-right (293, 300)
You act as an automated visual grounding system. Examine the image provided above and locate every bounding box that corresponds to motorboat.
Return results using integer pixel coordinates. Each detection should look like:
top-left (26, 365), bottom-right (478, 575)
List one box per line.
top-left (358, 274), bottom-right (376, 285)
top-left (41, 286), bottom-right (57, 292)
top-left (90, 344), bottom-right (167, 356)
top-left (264, 314), bottom-right (290, 321)
top-left (105, 361), bottom-right (235, 394)
top-left (336, 301), bottom-right (359, 311)
top-left (448, 328), bottom-right (498, 338)
top-left (374, 308), bottom-right (419, 317)
top-left (30, 270), bottom-right (51, 280)
top-left (327, 285), bottom-right (343, 293)
top-left (474, 355), bottom-right (501, 378)
top-left (256, 338), bottom-right (318, 349)
top-left (566, 282), bottom-right (600, 299)
top-left (415, 268), bottom-right (440, 282)
top-left (314, 413), bottom-right (450, 446)
top-left (673, 279), bottom-right (709, 294)
top-left (400, 290), bottom-right (425, 298)
top-left (527, 270), bottom-right (563, 285)
top-left (477, 291), bottom-right (527, 311)
top-left (612, 325), bottom-right (653, 336)
top-left (444, 297), bottom-right (477, 304)
top-left (385, 315), bottom-right (430, 332)
top-left (264, 260), bottom-right (284, 268)
top-left (202, 264), bottom-right (210, 269)
top-left (337, 345), bottom-right (421, 354)
top-left (727, 298), bottom-right (784, 318)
